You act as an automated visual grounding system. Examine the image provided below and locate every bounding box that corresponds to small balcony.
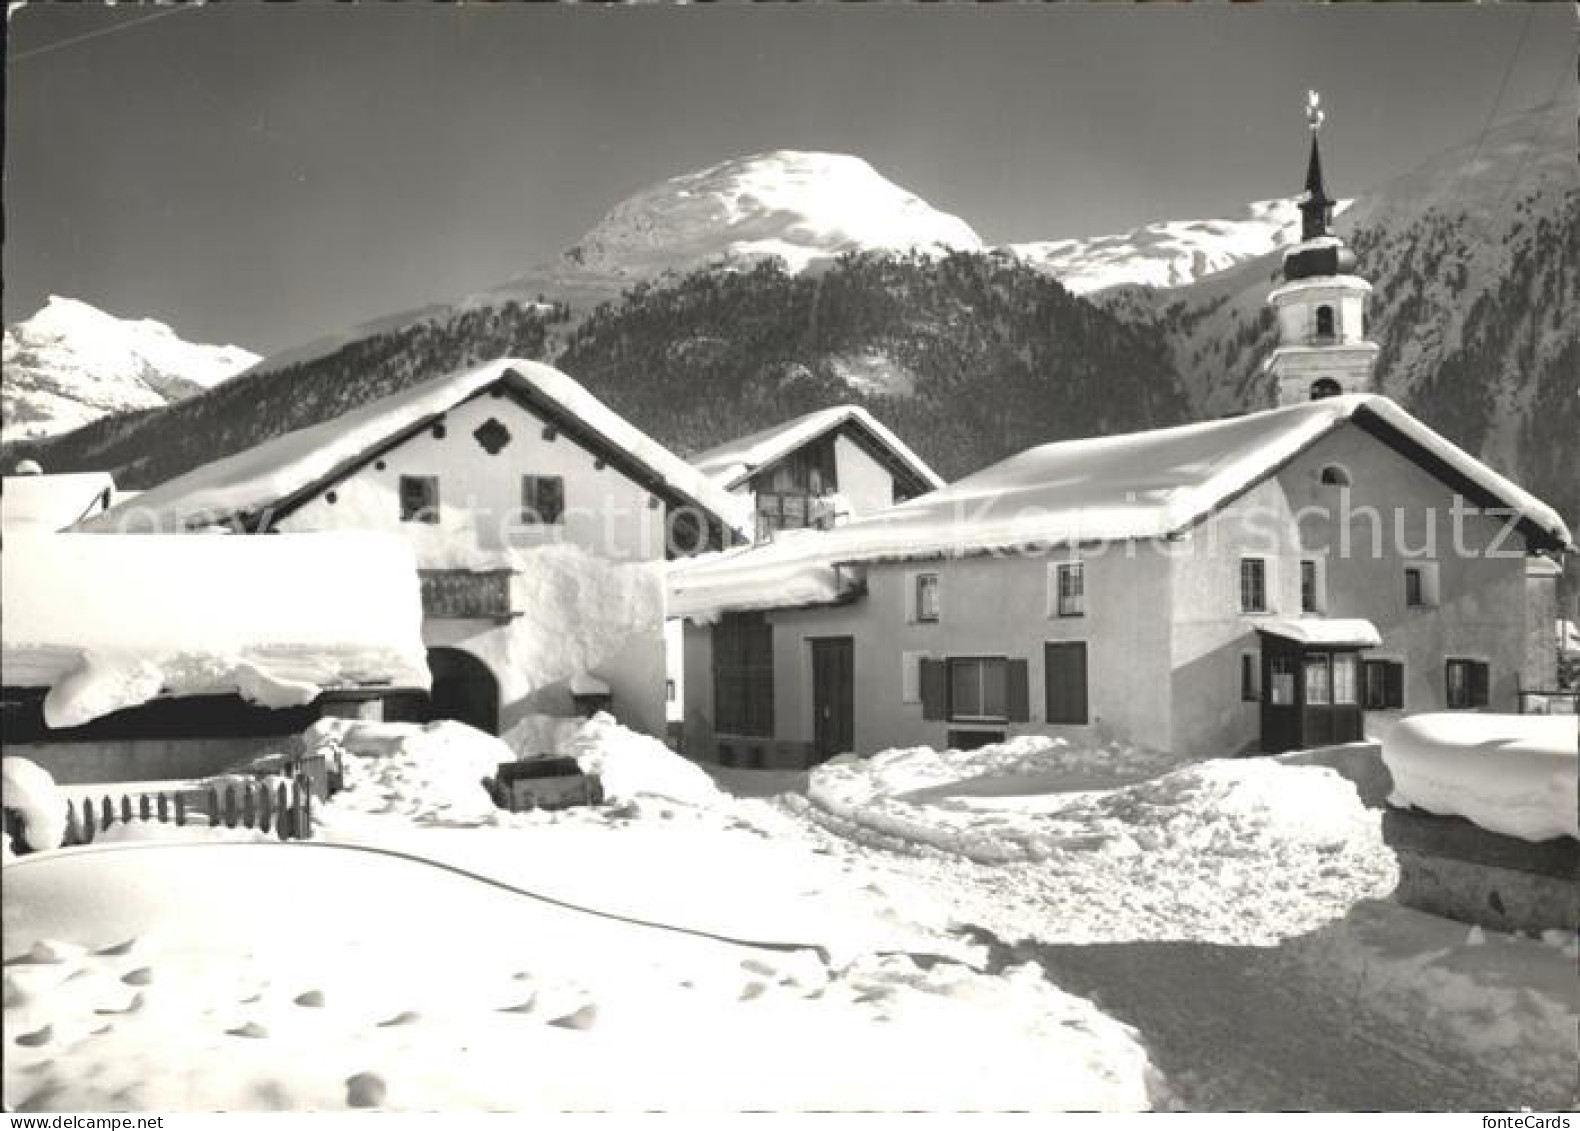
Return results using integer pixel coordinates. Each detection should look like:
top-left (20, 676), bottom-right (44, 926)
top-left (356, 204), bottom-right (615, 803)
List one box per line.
top-left (755, 492), bottom-right (842, 541)
top-left (418, 569), bottom-right (519, 623)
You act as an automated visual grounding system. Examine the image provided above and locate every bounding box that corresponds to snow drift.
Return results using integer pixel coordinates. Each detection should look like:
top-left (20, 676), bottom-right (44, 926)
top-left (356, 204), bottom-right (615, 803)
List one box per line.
top-left (1382, 713), bottom-right (1578, 842)
top-left (1, 757), bottom-right (68, 853)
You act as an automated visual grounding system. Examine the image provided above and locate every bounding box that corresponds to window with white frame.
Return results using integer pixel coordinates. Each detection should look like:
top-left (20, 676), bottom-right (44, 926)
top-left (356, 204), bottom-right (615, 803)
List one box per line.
top-left (914, 573), bottom-right (940, 623)
top-left (1299, 558), bottom-right (1325, 614)
top-left (1240, 557), bottom-right (1269, 614)
top-left (1050, 560), bottom-right (1085, 617)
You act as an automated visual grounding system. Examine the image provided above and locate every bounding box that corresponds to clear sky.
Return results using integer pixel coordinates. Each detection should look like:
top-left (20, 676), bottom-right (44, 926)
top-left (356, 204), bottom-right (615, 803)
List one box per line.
top-left (5, 2), bottom-right (1572, 355)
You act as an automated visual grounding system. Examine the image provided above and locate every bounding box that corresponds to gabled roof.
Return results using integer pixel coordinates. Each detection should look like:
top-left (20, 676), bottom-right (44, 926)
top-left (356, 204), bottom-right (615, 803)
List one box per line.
top-left (670, 395), bottom-right (1573, 619)
top-left (689, 405), bottom-right (944, 497)
top-left (80, 359), bottom-right (753, 542)
top-left (1, 472), bottom-right (116, 532)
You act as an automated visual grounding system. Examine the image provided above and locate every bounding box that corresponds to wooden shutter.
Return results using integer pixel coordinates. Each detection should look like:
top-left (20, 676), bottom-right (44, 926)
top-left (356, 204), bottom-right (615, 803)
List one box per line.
top-left (920, 659), bottom-right (948, 721)
top-left (1469, 662), bottom-right (1490, 709)
top-left (1385, 662), bottom-right (1405, 710)
top-left (1006, 659), bottom-right (1030, 722)
top-left (1044, 642), bottom-right (1089, 724)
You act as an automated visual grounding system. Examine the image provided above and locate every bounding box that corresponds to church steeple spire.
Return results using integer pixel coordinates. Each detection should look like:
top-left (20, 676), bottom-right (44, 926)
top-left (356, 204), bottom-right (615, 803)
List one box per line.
top-left (1260, 90), bottom-right (1379, 406)
top-left (1300, 133), bottom-right (1334, 240)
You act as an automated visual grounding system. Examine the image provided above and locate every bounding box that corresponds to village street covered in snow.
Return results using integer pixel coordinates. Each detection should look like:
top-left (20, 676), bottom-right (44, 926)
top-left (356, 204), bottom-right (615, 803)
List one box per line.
top-left (5, 716), bottom-right (1575, 1112)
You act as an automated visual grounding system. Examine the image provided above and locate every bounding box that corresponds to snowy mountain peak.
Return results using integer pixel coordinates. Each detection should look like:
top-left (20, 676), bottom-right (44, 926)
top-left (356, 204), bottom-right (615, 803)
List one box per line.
top-left (560, 150), bottom-right (984, 277)
top-left (1006, 196), bottom-right (1353, 295)
top-left (3, 297), bottom-right (259, 441)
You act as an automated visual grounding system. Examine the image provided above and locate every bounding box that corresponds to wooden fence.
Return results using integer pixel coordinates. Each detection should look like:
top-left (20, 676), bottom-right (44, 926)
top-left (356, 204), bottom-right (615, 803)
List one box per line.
top-left (59, 774), bottom-right (315, 847)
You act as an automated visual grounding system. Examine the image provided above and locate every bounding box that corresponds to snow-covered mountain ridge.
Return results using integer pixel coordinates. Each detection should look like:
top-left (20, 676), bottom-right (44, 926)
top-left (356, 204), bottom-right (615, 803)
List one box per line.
top-left (2, 296), bottom-right (258, 442)
top-left (1006, 197), bottom-right (1353, 294)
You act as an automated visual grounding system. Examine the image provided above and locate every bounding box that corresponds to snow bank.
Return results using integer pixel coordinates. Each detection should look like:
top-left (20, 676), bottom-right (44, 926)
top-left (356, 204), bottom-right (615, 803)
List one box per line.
top-left (503, 712), bottom-right (722, 807)
top-left (801, 739), bottom-right (1394, 943)
top-left (314, 719), bottom-right (508, 829)
top-left (1, 757), bottom-right (68, 853)
top-left (1, 533), bottom-right (430, 728)
top-left (1383, 714), bottom-right (1578, 842)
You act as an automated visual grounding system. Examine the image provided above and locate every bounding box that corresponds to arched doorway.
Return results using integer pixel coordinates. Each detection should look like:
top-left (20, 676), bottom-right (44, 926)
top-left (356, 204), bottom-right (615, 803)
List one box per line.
top-left (1309, 377), bottom-right (1343, 401)
top-left (424, 647), bottom-right (500, 735)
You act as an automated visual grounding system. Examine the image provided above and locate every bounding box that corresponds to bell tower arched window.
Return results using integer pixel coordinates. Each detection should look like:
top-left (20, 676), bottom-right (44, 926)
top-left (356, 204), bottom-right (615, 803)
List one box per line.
top-left (1314, 305), bottom-right (1336, 341)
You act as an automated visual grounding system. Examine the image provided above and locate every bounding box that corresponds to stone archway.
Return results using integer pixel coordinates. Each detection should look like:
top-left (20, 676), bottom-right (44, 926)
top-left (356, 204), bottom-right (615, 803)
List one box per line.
top-left (1309, 377), bottom-right (1343, 401)
top-left (424, 646), bottom-right (501, 735)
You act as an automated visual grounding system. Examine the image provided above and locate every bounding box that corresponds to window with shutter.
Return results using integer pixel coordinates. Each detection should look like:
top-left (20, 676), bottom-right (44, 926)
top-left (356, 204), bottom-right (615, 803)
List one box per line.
top-left (1445, 658), bottom-right (1489, 710)
top-left (1006, 659), bottom-right (1030, 723)
top-left (1364, 660), bottom-right (1405, 710)
top-left (1044, 642), bottom-right (1089, 724)
top-left (399, 475), bottom-right (440, 524)
top-left (522, 475), bottom-right (566, 524)
top-left (948, 657), bottom-right (1008, 722)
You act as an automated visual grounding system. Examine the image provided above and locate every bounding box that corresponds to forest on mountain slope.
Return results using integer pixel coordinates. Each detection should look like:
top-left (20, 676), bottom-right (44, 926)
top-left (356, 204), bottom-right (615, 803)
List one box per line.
top-left (4, 253), bottom-right (1188, 489)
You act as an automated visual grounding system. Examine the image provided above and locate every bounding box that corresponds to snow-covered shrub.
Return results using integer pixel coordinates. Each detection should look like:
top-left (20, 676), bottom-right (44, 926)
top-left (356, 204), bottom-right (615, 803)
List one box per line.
top-left (1, 757), bottom-right (69, 853)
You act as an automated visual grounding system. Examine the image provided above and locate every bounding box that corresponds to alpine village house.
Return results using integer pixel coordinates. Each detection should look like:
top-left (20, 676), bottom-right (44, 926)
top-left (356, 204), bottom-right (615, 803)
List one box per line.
top-left (669, 120), bottom-right (1574, 769)
top-left (74, 359), bottom-right (752, 741)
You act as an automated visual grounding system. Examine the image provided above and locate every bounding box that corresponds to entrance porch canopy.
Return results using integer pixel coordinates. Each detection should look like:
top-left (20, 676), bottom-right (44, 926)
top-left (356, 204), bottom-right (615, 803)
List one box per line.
top-left (1258, 618), bottom-right (1382, 649)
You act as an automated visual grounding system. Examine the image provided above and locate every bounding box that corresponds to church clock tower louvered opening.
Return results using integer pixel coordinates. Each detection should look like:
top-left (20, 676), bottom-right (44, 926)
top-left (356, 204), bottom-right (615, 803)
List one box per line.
top-left (1262, 91), bottom-right (1380, 407)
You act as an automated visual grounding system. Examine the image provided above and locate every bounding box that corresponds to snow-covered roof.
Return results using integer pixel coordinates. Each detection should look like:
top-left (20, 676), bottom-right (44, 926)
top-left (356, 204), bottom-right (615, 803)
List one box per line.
top-left (689, 405), bottom-right (944, 496)
top-left (80, 359), bottom-right (752, 542)
top-left (670, 395), bottom-right (1573, 620)
top-left (1, 472), bottom-right (116, 532)
top-left (1258, 618), bottom-right (1382, 648)
top-left (1, 533), bottom-right (431, 729)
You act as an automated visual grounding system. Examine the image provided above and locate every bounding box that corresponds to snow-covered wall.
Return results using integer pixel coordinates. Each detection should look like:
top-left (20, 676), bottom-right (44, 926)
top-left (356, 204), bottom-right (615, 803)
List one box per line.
top-left (1383, 713), bottom-right (1578, 843)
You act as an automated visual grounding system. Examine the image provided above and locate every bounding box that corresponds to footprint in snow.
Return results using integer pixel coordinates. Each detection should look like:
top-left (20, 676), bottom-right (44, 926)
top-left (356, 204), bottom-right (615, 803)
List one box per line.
top-left (377, 1010), bottom-right (421, 1028)
top-left (95, 939), bottom-right (139, 957)
top-left (3, 974), bottom-right (31, 1007)
top-left (15, 1024), bottom-right (52, 1047)
top-left (547, 1004), bottom-right (598, 1030)
top-left (227, 1021), bottom-right (270, 1039)
top-left (738, 982), bottom-right (768, 1002)
top-left (94, 992), bottom-right (144, 1016)
top-left (740, 958), bottom-right (777, 977)
top-left (9, 940), bottom-right (80, 965)
top-left (498, 995), bottom-right (538, 1014)
top-left (120, 967), bottom-right (154, 986)
top-left (346, 1072), bottom-right (387, 1109)
top-left (293, 990), bottom-right (326, 1008)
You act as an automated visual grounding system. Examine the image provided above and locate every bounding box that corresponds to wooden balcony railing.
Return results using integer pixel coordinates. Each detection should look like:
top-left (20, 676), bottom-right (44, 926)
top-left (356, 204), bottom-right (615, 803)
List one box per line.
top-left (418, 569), bottom-right (519, 623)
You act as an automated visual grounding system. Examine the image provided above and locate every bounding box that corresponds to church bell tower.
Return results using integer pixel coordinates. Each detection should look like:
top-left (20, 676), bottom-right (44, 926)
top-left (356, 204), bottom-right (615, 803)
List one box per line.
top-left (1262, 92), bottom-right (1379, 406)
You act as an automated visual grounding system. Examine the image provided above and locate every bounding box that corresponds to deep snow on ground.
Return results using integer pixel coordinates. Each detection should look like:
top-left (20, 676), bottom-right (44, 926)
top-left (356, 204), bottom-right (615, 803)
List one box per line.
top-left (5, 719), bottom-right (1574, 1111)
top-left (1, 843), bottom-right (1159, 1113)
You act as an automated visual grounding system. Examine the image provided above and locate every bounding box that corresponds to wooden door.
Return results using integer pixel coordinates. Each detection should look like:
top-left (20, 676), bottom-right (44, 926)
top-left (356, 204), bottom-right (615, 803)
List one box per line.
top-left (811, 637), bottom-right (854, 762)
top-left (1260, 636), bottom-right (1302, 753)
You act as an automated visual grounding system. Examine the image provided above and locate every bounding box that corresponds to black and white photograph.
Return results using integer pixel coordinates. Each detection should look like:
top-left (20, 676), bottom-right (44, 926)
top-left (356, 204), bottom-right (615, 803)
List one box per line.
top-left (2, 0), bottom-right (1576, 1115)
